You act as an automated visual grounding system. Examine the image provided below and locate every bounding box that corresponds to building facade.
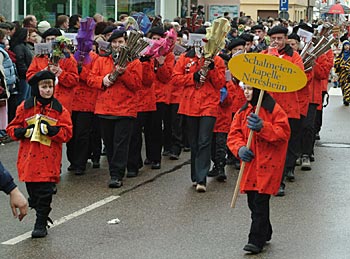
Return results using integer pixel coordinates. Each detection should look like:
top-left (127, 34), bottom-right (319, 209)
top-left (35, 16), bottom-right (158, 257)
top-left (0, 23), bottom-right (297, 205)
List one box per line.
top-left (0, 0), bottom-right (186, 24)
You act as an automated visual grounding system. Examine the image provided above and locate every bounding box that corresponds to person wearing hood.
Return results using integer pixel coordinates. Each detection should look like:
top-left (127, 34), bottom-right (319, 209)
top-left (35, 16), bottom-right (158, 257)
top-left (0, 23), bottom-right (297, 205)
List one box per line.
top-left (227, 85), bottom-right (290, 254)
top-left (334, 40), bottom-right (350, 106)
top-left (10, 27), bottom-right (33, 104)
top-left (7, 70), bottom-right (72, 238)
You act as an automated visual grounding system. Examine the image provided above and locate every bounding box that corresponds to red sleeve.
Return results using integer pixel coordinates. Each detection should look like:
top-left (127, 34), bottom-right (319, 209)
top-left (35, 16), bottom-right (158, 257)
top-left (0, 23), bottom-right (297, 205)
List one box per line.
top-left (172, 54), bottom-right (196, 88)
top-left (6, 104), bottom-right (26, 141)
top-left (207, 55), bottom-right (227, 90)
top-left (227, 111), bottom-right (247, 157)
top-left (50, 107), bottom-right (73, 143)
top-left (220, 80), bottom-right (235, 108)
top-left (156, 53), bottom-right (175, 84)
top-left (119, 59), bottom-right (142, 92)
top-left (87, 56), bottom-right (106, 89)
top-left (57, 56), bottom-right (79, 88)
top-left (314, 52), bottom-right (334, 80)
top-left (141, 60), bottom-right (154, 88)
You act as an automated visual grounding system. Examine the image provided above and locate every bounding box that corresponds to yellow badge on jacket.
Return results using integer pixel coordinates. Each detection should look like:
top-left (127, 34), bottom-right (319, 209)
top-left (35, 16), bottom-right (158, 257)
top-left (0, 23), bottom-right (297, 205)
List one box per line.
top-left (228, 53), bottom-right (307, 93)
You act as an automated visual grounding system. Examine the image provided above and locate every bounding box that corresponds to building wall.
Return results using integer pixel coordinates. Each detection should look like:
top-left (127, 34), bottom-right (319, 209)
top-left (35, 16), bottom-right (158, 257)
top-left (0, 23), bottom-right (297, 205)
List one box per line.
top-left (240, 0), bottom-right (310, 21)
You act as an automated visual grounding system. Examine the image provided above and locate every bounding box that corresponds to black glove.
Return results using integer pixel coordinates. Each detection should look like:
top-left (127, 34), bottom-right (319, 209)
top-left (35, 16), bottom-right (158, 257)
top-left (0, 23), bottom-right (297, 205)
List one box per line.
top-left (247, 113), bottom-right (263, 132)
top-left (14, 124), bottom-right (35, 139)
top-left (139, 56), bottom-right (151, 63)
top-left (208, 61), bottom-right (215, 70)
top-left (40, 120), bottom-right (60, 137)
top-left (193, 71), bottom-right (201, 83)
top-left (238, 146), bottom-right (255, 162)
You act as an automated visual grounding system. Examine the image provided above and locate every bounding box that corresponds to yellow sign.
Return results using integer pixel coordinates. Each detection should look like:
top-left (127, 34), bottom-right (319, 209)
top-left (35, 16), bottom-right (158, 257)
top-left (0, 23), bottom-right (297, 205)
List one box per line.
top-left (228, 53), bottom-right (307, 92)
top-left (26, 114), bottom-right (57, 146)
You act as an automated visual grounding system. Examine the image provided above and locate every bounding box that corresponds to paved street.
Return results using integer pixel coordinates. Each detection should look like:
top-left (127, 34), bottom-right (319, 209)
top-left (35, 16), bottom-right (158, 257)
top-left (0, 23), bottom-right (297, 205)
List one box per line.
top-left (1, 89), bottom-right (350, 259)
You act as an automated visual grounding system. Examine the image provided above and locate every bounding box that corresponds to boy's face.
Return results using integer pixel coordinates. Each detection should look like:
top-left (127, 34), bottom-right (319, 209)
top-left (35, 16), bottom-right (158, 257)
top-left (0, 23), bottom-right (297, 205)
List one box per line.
top-left (231, 45), bottom-right (245, 55)
top-left (38, 79), bottom-right (54, 99)
top-left (111, 37), bottom-right (126, 51)
top-left (244, 85), bottom-right (253, 101)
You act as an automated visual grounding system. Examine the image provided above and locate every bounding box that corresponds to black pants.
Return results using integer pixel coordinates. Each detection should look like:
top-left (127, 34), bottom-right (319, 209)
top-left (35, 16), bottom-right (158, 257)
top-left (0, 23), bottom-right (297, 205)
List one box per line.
top-left (161, 103), bottom-right (172, 153)
top-left (100, 117), bottom-right (134, 180)
top-left (26, 182), bottom-right (56, 216)
top-left (90, 115), bottom-right (102, 162)
top-left (169, 103), bottom-right (183, 156)
top-left (301, 104), bottom-right (317, 155)
top-left (285, 118), bottom-right (301, 170)
top-left (66, 111), bottom-right (94, 170)
top-left (211, 132), bottom-right (228, 169)
top-left (127, 111), bottom-right (154, 172)
top-left (247, 191), bottom-right (272, 249)
top-left (187, 116), bottom-right (216, 185)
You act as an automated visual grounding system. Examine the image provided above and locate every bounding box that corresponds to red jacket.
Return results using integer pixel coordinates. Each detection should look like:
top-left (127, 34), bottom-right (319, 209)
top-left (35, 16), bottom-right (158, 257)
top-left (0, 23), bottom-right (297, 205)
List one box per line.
top-left (7, 99), bottom-right (72, 183)
top-left (71, 52), bottom-right (100, 112)
top-left (297, 70), bottom-right (312, 117)
top-left (88, 55), bottom-right (142, 117)
top-left (227, 99), bottom-right (290, 195)
top-left (26, 55), bottom-right (79, 113)
top-left (313, 50), bottom-right (334, 106)
top-left (214, 80), bottom-right (235, 133)
top-left (136, 60), bottom-right (157, 112)
top-left (153, 52), bottom-right (175, 104)
top-left (173, 51), bottom-right (226, 117)
top-left (262, 47), bottom-right (304, 119)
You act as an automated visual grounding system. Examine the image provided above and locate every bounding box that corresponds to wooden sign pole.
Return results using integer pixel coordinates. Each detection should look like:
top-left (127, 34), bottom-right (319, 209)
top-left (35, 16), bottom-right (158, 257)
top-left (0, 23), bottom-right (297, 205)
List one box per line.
top-left (230, 90), bottom-right (265, 208)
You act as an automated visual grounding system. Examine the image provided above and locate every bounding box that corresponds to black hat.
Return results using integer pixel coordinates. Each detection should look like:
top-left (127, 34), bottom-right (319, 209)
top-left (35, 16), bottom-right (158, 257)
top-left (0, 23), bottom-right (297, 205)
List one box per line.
top-left (102, 25), bottom-right (115, 35)
top-left (239, 33), bottom-right (254, 42)
top-left (267, 26), bottom-right (288, 36)
top-left (149, 26), bottom-right (165, 37)
top-left (288, 33), bottom-right (300, 42)
top-left (251, 24), bottom-right (264, 32)
top-left (28, 70), bottom-right (56, 98)
top-left (227, 38), bottom-right (246, 51)
top-left (108, 30), bottom-right (126, 42)
top-left (194, 27), bottom-right (207, 35)
top-left (42, 28), bottom-right (62, 40)
top-left (293, 23), bottom-right (314, 34)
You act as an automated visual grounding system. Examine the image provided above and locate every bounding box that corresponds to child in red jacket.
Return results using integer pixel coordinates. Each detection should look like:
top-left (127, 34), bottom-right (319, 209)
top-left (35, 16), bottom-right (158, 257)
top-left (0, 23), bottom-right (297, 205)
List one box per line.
top-left (227, 85), bottom-right (290, 254)
top-left (7, 70), bottom-right (72, 238)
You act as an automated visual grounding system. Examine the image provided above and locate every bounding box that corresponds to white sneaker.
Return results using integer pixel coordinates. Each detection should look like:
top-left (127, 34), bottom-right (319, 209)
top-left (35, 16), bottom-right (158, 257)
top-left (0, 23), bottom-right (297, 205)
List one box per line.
top-left (196, 184), bottom-right (206, 192)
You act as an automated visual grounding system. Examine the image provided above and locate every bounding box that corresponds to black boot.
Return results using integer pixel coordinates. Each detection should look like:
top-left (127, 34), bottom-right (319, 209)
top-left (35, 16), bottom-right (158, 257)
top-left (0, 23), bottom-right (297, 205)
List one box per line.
top-left (32, 210), bottom-right (52, 238)
top-left (208, 165), bottom-right (219, 177)
top-left (216, 163), bottom-right (227, 182)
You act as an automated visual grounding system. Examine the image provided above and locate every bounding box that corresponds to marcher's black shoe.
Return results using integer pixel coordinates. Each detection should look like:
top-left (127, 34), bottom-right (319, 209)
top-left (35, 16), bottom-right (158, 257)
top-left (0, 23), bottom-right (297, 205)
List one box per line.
top-left (243, 243), bottom-right (262, 254)
top-left (301, 155), bottom-right (311, 171)
top-left (208, 166), bottom-right (219, 177)
top-left (108, 178), bottom-right (123, 188)
top-left (31, 215), bottom-right (52, 238)
top-left (32, 226), bottom-right (48, 238)
top-left (344, 100), bottom-right (349, 106)
top-left (67, 165), bottom-right (77, 171)
top-left (75, 169), bottom-right (85, 176)
top-left (144, 158), bottom-right (152, 165)
top-left (162, 150), bottom-right (171, 156)
top-left (276, 185), bottom-right (285, 197)
top-left (286, 169), bottom-right (295, 182)
top-left (92, 160), bottom-right (100, 168)
top-left (169, 153), bottom-right (179, 160)
top-left (151, 162), bottom-right (161, 169)
top-left (126, 171), bottom-right (138, 178)
top-left (216, 171), bottom-right (227, 182)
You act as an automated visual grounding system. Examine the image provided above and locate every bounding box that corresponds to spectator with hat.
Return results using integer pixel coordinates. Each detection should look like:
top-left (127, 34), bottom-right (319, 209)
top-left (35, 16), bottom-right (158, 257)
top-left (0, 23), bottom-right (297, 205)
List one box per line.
top-left (251, 24), bottom-right (268, 52)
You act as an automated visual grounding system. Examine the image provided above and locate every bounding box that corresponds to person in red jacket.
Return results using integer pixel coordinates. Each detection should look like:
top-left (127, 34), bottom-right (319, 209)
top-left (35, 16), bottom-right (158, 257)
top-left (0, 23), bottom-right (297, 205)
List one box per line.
top-left (7, 70), bottom-right (72, 238)
top-left (227, 85), bottom-right (290, 254)
top-left (173, 28), bottom-right (226, 192)
top-left (26, 28), bottom-right (79, 113)
top-left (207, 79), bottom-right (235, 182)
top-left (262, 26), bottom-right (304, 196)
top-left (88, 30), bottom-right (142, 188)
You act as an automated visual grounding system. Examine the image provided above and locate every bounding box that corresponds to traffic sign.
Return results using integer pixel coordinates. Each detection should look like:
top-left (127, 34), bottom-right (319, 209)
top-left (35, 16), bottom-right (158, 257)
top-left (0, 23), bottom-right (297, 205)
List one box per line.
top-left (280, 0), bottom-right (289, 11)
top-left (279, 11), bottom-right (289, 20)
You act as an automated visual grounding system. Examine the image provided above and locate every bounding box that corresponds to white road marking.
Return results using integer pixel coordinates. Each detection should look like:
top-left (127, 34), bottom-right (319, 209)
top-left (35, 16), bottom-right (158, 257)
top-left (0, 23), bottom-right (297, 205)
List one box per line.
top-left (2, 195), bottom-right (120, 245)
top-left (328, 87), bottom-right (342, 96)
